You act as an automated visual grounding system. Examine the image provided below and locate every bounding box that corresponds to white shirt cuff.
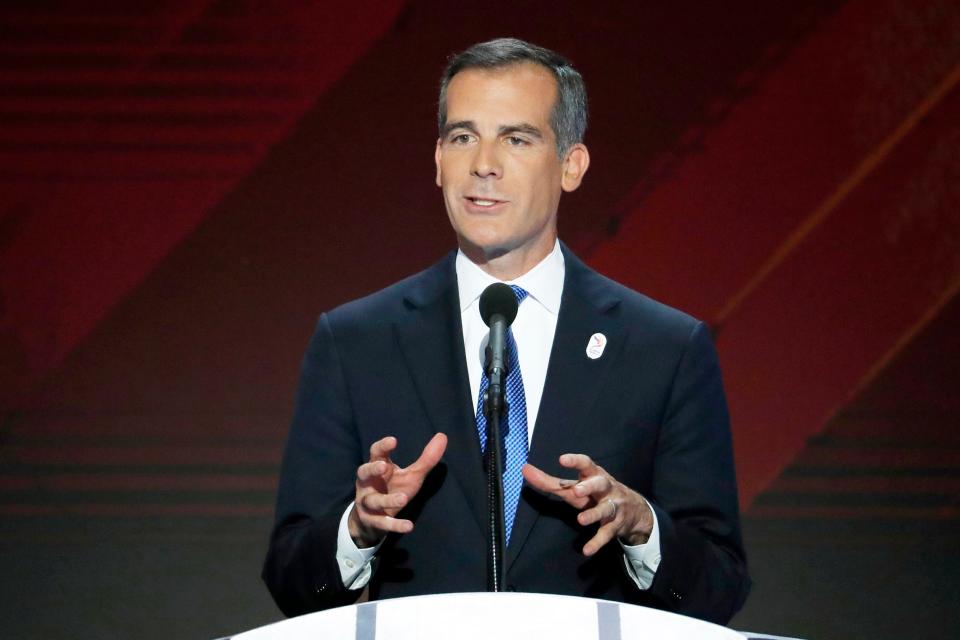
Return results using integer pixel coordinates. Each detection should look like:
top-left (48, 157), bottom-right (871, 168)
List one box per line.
top-left (620, 504), bottom-right (661, 590)
top-left (335, 502), bottom-right (381, 590)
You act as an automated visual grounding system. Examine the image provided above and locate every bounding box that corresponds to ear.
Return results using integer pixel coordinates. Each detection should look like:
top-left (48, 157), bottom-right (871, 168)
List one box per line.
top-left (434, 138), bottom-right (443, 187)
top-left (560, 143), bottom-right (590, 192)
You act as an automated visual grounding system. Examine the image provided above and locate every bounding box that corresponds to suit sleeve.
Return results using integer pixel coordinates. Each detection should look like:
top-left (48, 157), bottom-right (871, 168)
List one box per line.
top-left (643, 320), bottom-right (751, 623)
top-left (262, 313), bottom-right (366, 616)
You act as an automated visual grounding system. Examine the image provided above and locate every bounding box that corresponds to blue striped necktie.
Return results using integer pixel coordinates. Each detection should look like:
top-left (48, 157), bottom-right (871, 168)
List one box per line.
top-left (476, 284), bottom-right (529, 545)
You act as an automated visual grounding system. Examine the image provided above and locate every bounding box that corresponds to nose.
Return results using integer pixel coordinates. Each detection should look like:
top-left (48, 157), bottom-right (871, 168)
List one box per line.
top-left (471, 140), bottom-right (502, 179)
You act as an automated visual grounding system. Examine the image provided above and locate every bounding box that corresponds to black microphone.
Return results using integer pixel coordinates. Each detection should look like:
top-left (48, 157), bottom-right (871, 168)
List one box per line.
top-left (478, 282), bottom-right (519, 593)
top-left (479, 282), bottom-right (520, 418)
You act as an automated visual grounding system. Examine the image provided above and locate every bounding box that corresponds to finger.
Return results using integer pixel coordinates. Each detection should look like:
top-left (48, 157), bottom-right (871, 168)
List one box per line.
top-left (369, 436), bottom-right (398, 462)
top-left (522, 463), bottom-right (576, 493)
top-left (356, 459), bottom-right (389, 482)
top-left (582, 521), bottom-right (619, 557)
top-left (360, 491), bottom-right (409, 513)
top-left (559, 453), bottom-right (598, 474)
top-left (577, 497), bottom-right (617, 527)
top-left (572, 474), bottom-right (611, 498)
top-left (522, 464), bottom-right (590, 509)
top-left (408, 432), bottom-right (448, 473)
top-left (358, 513), bottom-right (414, 536)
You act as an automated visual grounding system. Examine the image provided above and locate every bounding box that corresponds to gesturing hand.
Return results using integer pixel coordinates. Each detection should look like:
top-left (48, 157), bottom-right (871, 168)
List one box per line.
top-left (348, 433), bottom-right (448, 547)
top-left (522, 453), bottom-right (654, 556)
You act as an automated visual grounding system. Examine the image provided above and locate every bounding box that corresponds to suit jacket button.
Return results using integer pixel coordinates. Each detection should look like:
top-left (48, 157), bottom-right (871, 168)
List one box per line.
top-left (669, 589), bottom-right (682, 601)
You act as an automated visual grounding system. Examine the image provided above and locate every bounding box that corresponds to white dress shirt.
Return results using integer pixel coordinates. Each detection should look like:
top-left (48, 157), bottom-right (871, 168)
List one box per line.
top-left (335, 240), bottom-right (660, 590)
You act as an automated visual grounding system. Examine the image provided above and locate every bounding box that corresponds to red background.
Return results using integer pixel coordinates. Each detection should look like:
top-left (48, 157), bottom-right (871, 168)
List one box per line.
top-left (1, 2), bottom-right (958, 638)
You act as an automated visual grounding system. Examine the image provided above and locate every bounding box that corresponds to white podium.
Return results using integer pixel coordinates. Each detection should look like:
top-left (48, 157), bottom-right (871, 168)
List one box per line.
top-left (231, 592), bottom-right (747, 640)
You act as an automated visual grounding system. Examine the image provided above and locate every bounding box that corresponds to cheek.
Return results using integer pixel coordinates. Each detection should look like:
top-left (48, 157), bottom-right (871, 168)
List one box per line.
top-left (441, 152), bottom-right (470, 178)
top-left (527, 173), bottom-right (558, 208)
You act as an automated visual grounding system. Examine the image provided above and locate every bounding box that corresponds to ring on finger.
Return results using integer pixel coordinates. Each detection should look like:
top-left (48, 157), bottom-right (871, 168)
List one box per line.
top-left (605, 498), bottom-right (617, 519)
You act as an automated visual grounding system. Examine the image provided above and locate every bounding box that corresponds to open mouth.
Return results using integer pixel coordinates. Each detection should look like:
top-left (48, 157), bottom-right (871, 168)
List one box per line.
top-left (465, 196), bottom-right (506, 208)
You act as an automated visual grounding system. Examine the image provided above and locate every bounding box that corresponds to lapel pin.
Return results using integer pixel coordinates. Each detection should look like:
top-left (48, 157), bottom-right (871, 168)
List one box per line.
top-left (585, 333), bottom-right (607, 360)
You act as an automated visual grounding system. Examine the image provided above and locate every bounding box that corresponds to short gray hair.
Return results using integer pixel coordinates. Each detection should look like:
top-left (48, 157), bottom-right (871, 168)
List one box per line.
top-left (437, 38), bottom-right (588, 158)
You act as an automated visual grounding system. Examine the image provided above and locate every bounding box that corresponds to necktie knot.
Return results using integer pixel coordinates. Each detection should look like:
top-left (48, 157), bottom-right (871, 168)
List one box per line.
top-left (510, 285), bottom-right (529, 305)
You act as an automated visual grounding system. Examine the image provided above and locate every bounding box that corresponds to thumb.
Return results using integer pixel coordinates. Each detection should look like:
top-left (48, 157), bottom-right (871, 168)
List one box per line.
top-left (409, 432), bottom-right (447, 473)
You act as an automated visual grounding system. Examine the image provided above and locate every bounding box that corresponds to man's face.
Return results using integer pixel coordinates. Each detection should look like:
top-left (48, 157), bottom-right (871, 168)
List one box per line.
top-left (435, 63), bottom-right (588, 267)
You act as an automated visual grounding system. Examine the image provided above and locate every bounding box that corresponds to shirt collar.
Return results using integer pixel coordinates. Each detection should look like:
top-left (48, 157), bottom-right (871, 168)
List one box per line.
top-left (455, 240), bottom-right (565, 315)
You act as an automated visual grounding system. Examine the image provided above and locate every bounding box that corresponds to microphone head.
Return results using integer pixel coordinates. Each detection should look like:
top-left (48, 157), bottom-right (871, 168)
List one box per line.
top-left (479, 282), bottom-right (519, 327)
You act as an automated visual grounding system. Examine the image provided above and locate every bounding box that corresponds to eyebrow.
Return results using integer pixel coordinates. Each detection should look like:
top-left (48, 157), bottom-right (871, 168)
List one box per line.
top-left (441, 120), bottom-right (478, 138)
top-left (498, 123), bottom-right (544, 140)
top-left (441, 120), bottom-right (545, 141)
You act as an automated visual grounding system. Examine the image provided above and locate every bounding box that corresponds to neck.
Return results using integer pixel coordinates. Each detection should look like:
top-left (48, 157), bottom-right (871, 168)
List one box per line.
top-left (460, 236), bottom-right (556, 281)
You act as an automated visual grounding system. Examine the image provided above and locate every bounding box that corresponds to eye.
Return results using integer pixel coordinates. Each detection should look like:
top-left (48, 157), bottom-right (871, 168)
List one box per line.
top-left (449, 133), bottom-right (474, 144)
top-left (505, 136), bottom-right (528, 147)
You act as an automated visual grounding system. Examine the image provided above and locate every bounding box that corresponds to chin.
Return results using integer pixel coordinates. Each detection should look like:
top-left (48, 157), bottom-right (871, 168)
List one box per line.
top-left (454, 223), bottom-right (508, 250)
top-left (457, 233), bottom-right (514, 259)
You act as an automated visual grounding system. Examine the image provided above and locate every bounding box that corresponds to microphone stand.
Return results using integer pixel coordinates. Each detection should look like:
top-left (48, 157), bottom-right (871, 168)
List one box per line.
top-left (483, 314), bottom-right (509, 592)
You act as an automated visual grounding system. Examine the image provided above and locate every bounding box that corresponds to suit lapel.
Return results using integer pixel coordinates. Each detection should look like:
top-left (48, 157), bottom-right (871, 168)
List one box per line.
top-left (393, 254), bottom-right (488, 535)
top-left (507, 248), bottom-right (624, 568)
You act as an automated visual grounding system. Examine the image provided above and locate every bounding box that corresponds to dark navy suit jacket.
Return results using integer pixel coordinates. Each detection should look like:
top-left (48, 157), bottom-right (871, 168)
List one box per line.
top-left (262, 246), bottom-right (750, 623)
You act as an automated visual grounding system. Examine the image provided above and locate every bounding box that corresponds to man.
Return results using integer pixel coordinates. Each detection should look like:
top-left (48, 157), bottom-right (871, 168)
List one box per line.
top-left (263, 38), bottom-right (750, 624)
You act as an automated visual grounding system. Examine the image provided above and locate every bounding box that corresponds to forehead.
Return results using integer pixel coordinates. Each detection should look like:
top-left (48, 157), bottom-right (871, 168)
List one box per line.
top-left (445, 62), bottom-right (558, 127)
